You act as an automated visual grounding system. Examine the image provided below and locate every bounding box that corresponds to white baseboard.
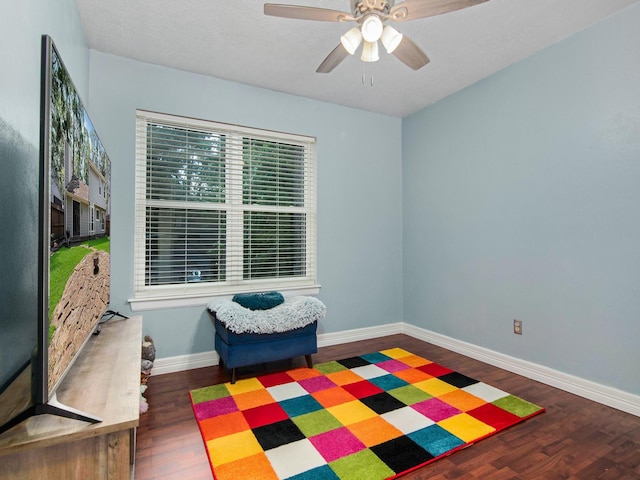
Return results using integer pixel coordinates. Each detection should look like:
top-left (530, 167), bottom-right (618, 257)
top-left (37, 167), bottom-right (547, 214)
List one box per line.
top-left (152, 323), bottom-right (401, 375)
top-left (317, 322), bottom-right (404, 347)
top-left (151, 321), bottom-right (640, 417)
top-left (401, 323), bottom-right (640, 417)
top-left (153, 350), bottom-right (219, 375)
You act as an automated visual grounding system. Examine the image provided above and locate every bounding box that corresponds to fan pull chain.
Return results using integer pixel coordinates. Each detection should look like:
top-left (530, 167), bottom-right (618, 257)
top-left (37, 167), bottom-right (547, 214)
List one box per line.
top-left (361, 63), bottom-right (374, 87)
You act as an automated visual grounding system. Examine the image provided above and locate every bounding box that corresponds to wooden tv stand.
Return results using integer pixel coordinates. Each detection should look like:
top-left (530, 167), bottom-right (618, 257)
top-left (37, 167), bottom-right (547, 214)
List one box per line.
top-left (0, 316), bottom-right (142, 479)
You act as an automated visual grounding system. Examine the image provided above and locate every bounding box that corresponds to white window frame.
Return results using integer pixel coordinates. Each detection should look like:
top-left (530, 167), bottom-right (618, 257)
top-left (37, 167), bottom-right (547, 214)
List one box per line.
top-left (130, 110), bottom-right (319, 311)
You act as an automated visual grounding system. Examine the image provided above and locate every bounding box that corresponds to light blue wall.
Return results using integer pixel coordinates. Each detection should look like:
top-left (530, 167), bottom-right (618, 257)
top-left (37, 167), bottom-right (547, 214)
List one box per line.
top-left (403, 5), bottom-right (640, 394)
top-left (0, 1), bottom-right (89, 386)
top-left (88, 52), bottom-right (403, 358)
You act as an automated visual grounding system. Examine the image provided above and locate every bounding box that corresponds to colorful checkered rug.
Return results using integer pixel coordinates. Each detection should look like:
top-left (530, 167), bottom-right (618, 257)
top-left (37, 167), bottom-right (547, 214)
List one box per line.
top-left (190, 348), bottom-right (544, 480)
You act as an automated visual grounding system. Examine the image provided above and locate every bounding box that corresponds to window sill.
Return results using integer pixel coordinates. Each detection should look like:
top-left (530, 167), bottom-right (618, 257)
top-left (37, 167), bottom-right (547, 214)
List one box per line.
top-left (128, 284), bottom-right (322, 312)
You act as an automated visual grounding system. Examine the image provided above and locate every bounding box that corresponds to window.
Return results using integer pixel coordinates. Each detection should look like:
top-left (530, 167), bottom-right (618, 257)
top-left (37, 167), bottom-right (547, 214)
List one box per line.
top-left (133, 110), bottom-right (318, 307)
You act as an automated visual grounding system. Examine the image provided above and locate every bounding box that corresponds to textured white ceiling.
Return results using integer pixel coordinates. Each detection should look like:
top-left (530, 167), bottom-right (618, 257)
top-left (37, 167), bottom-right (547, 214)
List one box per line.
top-left (75, 0), bottom-right (639, 117)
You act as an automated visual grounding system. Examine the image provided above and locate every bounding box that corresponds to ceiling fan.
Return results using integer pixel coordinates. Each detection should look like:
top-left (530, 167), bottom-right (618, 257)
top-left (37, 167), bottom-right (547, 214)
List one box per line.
top-left (264, 0), bottom-right (489, 73)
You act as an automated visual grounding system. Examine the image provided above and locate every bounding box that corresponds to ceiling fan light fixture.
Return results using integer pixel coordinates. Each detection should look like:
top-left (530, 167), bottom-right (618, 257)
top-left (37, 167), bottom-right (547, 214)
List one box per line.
top-left (360, 14), bottom-right (383, 43)
top-left (380, 25), bottom-right (403, 54)
top-left (340, 27), bottom-right (362, 55)
top-left (360, 41), bottom-right (379, 62)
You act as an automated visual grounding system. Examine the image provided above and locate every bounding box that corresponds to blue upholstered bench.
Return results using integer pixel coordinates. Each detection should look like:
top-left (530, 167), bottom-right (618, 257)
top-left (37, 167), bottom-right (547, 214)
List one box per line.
top-left (207, 296), bottom-right (326, 384)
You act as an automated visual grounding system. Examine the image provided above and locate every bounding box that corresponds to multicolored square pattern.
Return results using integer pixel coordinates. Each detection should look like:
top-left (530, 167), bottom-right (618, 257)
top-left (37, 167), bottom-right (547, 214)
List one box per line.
top-left (190, 348), bottom-right (544, 480)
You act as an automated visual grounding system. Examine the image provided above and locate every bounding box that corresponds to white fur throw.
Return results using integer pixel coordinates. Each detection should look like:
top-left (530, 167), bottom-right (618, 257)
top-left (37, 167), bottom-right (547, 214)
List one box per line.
top-left (208, 296), bottom-right (326, 334)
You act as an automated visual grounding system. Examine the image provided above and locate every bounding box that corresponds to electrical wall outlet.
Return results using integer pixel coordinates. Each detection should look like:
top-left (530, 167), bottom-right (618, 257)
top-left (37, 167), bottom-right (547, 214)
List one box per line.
top-left (513, 319), bottom-right (523, 335)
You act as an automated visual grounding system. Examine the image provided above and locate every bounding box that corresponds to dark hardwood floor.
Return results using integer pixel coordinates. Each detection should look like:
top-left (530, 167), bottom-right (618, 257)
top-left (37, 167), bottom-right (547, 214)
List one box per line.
top-left (135, 335), bottom-right (640, 479)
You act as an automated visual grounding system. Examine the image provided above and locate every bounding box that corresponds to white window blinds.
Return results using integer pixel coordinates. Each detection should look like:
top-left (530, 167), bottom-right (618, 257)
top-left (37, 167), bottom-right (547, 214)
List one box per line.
top-left (134, 110), bottom-right (317, 302)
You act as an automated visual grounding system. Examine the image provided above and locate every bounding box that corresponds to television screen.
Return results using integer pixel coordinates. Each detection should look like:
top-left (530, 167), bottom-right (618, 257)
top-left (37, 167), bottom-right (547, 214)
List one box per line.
top-left (45, 36), bottom-right (111, 397)
top-left (0, 35), bottom-right (111, 434)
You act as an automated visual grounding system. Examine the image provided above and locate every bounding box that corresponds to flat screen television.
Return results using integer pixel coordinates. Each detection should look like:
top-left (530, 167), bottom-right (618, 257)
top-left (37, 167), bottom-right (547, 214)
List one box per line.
top-left (0, 35), bottom-right (112, 434)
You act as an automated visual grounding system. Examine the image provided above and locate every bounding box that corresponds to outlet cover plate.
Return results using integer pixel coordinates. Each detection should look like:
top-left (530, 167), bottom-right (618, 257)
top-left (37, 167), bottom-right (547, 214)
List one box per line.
top-left (514, 319), bottom-right (523, 335)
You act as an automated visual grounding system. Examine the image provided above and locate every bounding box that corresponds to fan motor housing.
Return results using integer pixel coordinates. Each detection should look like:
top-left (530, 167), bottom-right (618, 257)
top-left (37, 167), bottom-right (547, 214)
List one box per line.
top-left (354, 0), bottom-right (392, 16)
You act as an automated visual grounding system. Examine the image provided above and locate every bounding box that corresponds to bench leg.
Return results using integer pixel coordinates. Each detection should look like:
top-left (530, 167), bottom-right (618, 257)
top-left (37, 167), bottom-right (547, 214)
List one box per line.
top-left (305, 354), bottom-right (313, 368)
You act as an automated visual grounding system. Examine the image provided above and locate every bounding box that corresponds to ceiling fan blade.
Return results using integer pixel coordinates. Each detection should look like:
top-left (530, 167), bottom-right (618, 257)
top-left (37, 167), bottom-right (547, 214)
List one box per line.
top-left (391, 36), bottom-right (430, 70)
top-left (316, 44), bottom-right (350, 73)
top-left (390, 0), bottom-right (489, 22)
top-left (264, 4), bottom-right (351, 22)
